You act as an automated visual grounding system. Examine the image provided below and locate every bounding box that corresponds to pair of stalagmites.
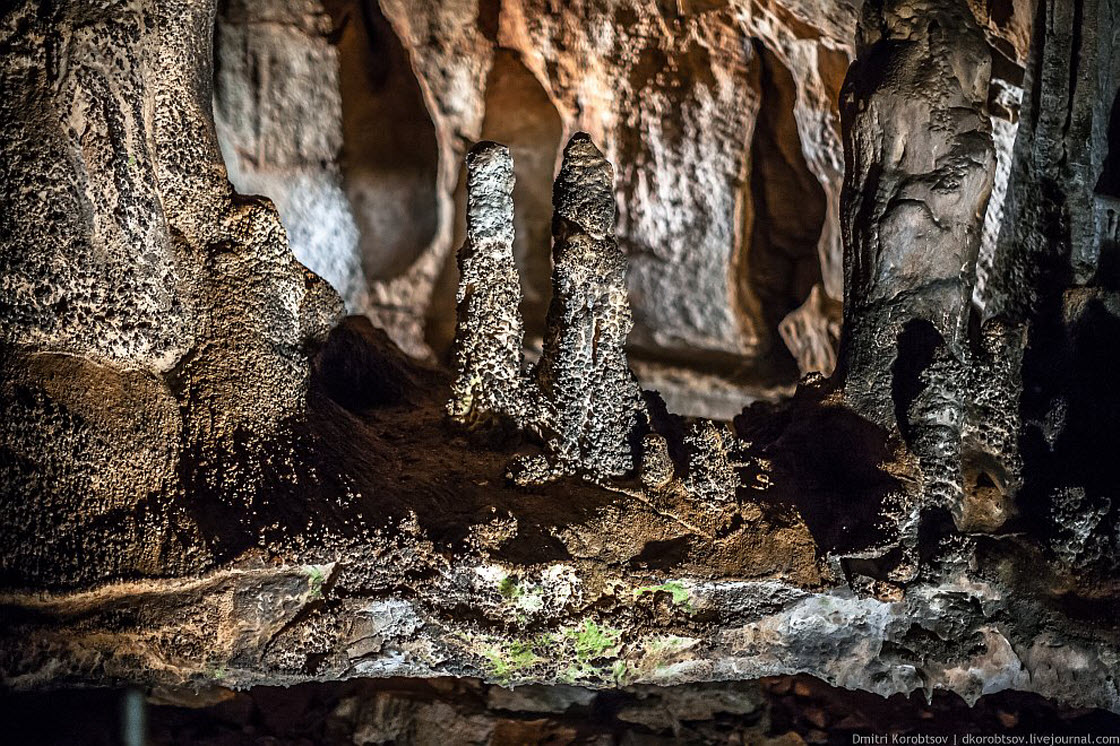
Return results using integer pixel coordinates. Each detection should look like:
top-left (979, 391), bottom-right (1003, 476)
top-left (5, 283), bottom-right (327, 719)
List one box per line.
top-left (447, 133), bottom-right (659, 486)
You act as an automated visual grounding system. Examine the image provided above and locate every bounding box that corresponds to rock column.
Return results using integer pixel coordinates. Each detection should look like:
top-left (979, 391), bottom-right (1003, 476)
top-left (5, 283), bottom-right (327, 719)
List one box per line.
top-left (530, 133), bottom-right (646, 481)
top-left (837, 0), bottom-right (996, 511)
top-left (448, 142), bottom-right (528, 429)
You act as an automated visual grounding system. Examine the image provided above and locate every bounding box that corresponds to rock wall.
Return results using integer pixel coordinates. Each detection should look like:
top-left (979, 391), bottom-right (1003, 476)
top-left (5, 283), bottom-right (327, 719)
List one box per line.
top-left (0, 0), bottom-right (342, 586)
top-left (211, 0), bottom-right (1034, 417)
top-left (210, 0), bottom-right (858, 416)
top-left (5, 0), bottom-right (1120, 721)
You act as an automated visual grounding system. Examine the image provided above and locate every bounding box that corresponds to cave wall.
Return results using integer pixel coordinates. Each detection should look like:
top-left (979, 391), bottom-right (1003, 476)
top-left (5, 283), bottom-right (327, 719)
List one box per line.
top-left (0, 0), bottom-right (344, 585)
top-left (210, 0), bottom-right (1036, 417)
top-left (210, 0), bottom-right (859, 417)
top-left (6, 0), bottom-right (1120, 719)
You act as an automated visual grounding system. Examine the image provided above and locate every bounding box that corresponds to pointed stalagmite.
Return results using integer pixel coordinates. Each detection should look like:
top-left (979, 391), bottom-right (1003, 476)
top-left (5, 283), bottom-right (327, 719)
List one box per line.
top-left (529, 132), bottom-right (646, 480)
top-left (448, 142), bottom-right (528, 428)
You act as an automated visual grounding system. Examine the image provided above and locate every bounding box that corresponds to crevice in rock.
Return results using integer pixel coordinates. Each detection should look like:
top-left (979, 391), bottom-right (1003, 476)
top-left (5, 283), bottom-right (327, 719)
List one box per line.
top-left (741, 41), bottom-right (828, 372)
top-left (892, 319), bottom-right (945, 445)
top-left (328, 0), bottom-right (440, 281)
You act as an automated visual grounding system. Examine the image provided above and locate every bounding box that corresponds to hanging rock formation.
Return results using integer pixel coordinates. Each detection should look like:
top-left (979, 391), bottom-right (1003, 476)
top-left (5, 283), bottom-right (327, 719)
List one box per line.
top-left (447, 142), bottom-right (529, 430)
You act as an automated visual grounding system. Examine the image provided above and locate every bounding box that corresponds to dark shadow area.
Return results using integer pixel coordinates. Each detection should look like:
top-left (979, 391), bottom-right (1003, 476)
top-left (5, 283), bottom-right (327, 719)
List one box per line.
top-left (1019, 296), bottom-right (1120, 572)
top-left (1095, 91), bottom-right (1120, 198)
top-left (629, 536), bottom-right (693, 571)
top-left (327, 0), bottom-right (440, 281)
top-left (734, 392), bottom-right (901, 556)
top-left (4, 674), bottom-right (1118, 745)
top-left (1093, 91), bottom-right (1120, 289)
top-left (743, 42), bottom-right (828, 365)
top-left (891, 318), bottom-right (944, 445)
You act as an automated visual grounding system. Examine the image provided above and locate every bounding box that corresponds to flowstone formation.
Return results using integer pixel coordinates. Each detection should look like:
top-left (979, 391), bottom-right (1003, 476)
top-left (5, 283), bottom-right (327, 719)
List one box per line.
top-left (833, 0), bottom-right (1014, 564)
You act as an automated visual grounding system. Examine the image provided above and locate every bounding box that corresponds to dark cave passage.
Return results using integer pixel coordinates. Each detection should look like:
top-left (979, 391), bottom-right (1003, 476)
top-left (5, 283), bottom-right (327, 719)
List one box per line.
top-left (742, 42), bottom-right (829, 368)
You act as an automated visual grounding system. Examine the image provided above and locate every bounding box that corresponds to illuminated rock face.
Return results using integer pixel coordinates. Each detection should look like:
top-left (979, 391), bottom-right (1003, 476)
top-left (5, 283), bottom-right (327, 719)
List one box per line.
top-left (448, 142), bottom-right (529, 430)
top-left (4, 0), bottom-right (1120, 724)
top-left (835, 0), bottom-right (999, 548)
top-left (838, 0), bottom-right (995, 425)
top-left (209, 0), bottom-right (1034, 417)
top-left (0, 0), bottom-right (343, 587)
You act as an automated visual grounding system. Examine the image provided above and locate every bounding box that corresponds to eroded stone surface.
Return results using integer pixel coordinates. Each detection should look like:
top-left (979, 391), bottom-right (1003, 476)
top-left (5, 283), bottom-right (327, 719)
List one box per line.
top-left (448, 142), bottom-right (529, 430)
top-left (0, 0), bottom-right (343, 586)
top-left (528, 134), bottom-right (648, 481)
top-left (2, 0), bottom-right (1120, 723)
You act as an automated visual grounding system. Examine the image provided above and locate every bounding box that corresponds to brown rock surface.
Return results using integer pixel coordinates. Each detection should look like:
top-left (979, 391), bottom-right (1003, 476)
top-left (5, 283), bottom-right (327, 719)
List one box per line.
top-left (4, 0), bottom-right (1120, 723)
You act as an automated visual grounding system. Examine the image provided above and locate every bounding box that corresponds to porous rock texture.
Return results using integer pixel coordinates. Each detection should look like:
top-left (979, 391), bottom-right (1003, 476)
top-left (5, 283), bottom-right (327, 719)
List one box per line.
top-left (3, 0), bottom-right (1120, 729)
top-left (525, 134), bottom-right (648, 482)
top-left (448, 142), bottom-right (529, 430)
top-left (210, 0), bottom-right (862, 418)
top-left (0, 0), bottom-right (343, 587)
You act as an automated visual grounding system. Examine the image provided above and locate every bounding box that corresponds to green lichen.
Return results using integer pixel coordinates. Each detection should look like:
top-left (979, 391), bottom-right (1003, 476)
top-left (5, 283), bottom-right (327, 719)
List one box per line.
top-left (473, 621), bottom-right (625, 686)
top-left (555, 622), bottom-right (627, 684)
top-left (567, 619), bottom-right (622, 662)
top-left (481, 640), bottom-right (542, 683)
top-left (477, 633), bottom-right (557, 685)
top-left (611, 659), bottom-right (633, 685)
top-left (634, 580), bottom-right (692, 610)
top-left (496, 574), bottom-right (545, 615)
top-left (498, 575), bottom-right (521, 600)
top-left (302, 565), bottom-right (327, 600)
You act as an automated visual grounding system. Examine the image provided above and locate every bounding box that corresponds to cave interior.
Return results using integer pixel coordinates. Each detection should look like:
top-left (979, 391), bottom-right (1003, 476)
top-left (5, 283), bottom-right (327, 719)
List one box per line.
top-left (2, 0), bottom-right (1120, 742)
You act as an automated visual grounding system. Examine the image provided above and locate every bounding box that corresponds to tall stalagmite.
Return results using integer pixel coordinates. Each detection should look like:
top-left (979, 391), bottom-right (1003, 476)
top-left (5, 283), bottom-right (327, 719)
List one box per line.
top-left (529, 133), bottom-right (646, 481)
top-left (447, 142), bottom-right (528, 429)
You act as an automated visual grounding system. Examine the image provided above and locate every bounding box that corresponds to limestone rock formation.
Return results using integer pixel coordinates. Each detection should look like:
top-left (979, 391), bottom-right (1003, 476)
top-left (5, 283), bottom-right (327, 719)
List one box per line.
top-left (0, 0), bottom-right (342, 587)
top-left (838, 0), bottom-right (995, 423)
top-left (4, 0), bottom-right (1120, 729)
top-left (529, 134), bottom-right (648, 482)
top-left (778, 283), bottom-right (843, 376)
top-left (836, 0), bottom-right (998, 526)
top-left (448, 142), bottom-right (528, 430)
top-left (448, 133), bottom-right (649, 484)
